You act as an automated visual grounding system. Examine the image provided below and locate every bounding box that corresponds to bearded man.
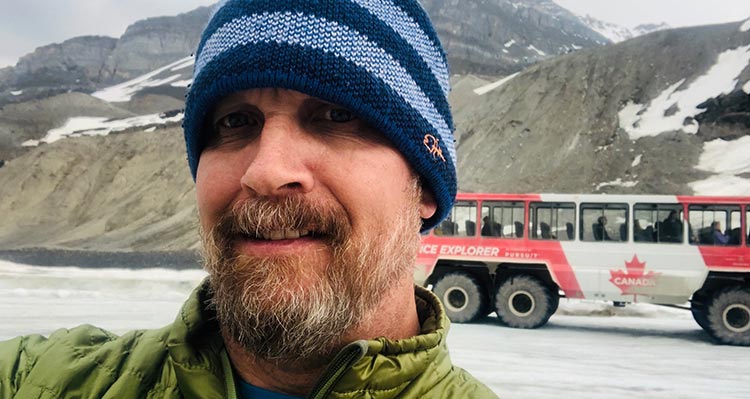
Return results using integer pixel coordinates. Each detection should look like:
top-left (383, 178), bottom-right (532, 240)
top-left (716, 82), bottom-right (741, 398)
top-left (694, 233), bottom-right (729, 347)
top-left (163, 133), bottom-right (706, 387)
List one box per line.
top-left (0, 1), bottom-right (497, 397)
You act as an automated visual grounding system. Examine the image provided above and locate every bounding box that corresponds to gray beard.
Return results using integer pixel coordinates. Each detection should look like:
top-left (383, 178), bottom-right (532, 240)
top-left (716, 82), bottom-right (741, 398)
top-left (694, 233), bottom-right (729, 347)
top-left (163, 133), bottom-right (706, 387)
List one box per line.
top-left (200, 190), bottom-right (422, 367)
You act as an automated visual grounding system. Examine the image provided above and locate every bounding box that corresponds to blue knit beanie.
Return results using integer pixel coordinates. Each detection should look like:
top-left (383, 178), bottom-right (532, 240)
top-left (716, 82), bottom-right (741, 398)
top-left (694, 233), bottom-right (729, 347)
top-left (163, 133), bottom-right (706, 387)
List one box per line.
top-left (184, 0), bottom-right (456, 231)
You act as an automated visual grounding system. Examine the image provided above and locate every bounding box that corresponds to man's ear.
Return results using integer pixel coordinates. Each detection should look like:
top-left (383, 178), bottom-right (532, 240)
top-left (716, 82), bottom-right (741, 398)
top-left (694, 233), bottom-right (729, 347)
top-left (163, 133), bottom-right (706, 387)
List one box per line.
top-left (419, 188), bottom-right (438, 219)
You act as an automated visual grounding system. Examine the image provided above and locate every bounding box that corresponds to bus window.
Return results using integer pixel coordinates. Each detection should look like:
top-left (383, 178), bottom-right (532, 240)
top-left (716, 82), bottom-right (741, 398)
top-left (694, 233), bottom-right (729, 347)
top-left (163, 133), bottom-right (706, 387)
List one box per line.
top-left (633, 203), bottom-right (683, 243)
top-left (482, 201), bottom-right (524, 239)
top-left (530, 202), bottom-right (575, 241)
top-left (688, 204), bottom-right (741, 246)
top-left (436, 201), bottom-right (476, 237)
top-left (580, 203), bottom-right (628, 242)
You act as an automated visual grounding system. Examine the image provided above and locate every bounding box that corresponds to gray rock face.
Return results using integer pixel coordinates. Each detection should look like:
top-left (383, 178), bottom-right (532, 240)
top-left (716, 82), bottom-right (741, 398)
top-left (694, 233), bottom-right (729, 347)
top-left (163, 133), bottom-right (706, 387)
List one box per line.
top-left (102, 7), bottom-right (212, 82)
top-left (452, 22), bottom-right (750, 195)
top-left (421, 0), bottom-right (608, 75)
top-left (1, 6), bottom-right (211, 99)
top-left (2, 1), bottom-right (608, 96)
top-left (11, 36), bottom-right (118, 90)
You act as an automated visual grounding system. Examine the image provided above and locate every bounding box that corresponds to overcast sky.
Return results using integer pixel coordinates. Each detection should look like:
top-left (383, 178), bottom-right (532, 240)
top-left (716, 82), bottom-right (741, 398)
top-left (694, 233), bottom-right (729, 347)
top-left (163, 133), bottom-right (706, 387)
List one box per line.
top-left (2, 0), bottom-right (750, 68)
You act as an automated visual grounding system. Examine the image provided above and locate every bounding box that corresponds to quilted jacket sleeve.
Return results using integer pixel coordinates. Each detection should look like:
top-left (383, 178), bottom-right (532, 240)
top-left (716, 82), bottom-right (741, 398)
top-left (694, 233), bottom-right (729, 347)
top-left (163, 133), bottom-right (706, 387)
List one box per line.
top-left (0, 334), bottom-right (49, 398)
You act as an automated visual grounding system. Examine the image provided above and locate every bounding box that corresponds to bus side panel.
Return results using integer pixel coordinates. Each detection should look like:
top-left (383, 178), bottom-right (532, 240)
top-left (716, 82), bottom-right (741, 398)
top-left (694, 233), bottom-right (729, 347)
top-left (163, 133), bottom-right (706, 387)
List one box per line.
top-left (524, 240), bottom-right (584, 298)
top-left (562, 241), bottom-right (709, 304)
top-left (697, 246), bottom-right (749, 270)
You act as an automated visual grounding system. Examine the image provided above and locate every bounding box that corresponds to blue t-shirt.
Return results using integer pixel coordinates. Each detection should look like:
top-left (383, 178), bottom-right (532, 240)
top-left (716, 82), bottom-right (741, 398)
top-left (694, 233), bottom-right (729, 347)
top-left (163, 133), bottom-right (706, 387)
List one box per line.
top-left (238, 380), bottom-right (304, 399)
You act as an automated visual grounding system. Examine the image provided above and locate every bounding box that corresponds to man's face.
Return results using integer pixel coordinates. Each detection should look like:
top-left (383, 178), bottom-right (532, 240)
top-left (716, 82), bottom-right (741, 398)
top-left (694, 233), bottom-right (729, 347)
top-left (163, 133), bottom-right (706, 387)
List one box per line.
top-left (195, 88), bottom-right (436, 365)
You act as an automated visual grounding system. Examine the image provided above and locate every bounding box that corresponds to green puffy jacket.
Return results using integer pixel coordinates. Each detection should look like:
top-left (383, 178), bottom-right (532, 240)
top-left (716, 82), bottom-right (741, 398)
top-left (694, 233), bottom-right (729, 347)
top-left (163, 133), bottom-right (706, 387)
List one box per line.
top-left (0, 280), bottom-right (498, 398)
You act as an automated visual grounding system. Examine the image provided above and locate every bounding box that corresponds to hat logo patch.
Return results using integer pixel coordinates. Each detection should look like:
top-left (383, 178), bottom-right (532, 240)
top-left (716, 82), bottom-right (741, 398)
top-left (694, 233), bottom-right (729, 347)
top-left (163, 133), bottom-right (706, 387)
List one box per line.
top-left (423, 134), bottom-right (446, 163)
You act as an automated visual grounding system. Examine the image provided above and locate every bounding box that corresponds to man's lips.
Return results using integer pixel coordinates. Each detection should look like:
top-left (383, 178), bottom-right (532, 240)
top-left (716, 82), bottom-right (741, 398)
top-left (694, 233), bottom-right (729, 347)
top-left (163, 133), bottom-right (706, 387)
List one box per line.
top-left (232, 228), bottom-right (328, 242)
top-left (256, 228), bottom-right (311, 241)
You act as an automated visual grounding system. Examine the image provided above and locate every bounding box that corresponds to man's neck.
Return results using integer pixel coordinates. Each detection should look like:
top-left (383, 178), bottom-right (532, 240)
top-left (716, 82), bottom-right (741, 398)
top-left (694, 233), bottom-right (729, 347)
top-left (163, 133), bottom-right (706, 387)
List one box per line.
top-left (224, 278), bottom-right (421, 396)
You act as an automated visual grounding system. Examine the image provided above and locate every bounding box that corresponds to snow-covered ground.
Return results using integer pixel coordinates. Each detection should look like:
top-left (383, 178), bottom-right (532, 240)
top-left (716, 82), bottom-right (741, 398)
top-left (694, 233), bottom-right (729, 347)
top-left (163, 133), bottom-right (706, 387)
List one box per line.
top-left (2, 260), bottom-right (748, 398)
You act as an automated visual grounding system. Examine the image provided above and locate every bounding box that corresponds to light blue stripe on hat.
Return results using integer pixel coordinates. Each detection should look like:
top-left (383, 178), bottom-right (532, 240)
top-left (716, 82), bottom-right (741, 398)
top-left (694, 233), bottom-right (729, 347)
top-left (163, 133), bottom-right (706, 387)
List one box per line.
top-left (195, 11), bottom-right (456, 165)
top-left (352, 0), bottom-right (449, 96)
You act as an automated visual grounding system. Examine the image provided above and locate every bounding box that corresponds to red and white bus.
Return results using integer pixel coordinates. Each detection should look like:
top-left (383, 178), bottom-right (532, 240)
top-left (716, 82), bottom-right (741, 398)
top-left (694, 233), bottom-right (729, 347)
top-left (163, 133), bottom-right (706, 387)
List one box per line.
top-left (416, 193), bottom-right (750, 345)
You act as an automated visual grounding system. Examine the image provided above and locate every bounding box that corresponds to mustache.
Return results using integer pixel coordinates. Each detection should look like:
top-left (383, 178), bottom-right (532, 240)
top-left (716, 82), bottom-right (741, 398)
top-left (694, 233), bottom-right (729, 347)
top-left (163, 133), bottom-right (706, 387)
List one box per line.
top-left (213, 195), bottom-right (352, 246)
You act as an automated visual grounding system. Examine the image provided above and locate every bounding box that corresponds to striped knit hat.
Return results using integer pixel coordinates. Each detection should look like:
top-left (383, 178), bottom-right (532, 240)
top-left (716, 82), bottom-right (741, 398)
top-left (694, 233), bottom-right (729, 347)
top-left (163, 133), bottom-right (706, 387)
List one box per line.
top-left (184, 0), bottom-right (456, 231)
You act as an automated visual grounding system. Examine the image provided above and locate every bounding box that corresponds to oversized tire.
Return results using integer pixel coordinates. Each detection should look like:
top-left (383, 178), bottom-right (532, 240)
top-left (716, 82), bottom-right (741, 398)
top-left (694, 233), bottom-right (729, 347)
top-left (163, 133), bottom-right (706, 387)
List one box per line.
top-left (705, 286), bottom-right (750, 346)
top-left (691, 291), bottom-right (710, 330)
top-left (494, 275), bottom-right (556, 329)
top-left (432, 272), bottom-right (486, 323)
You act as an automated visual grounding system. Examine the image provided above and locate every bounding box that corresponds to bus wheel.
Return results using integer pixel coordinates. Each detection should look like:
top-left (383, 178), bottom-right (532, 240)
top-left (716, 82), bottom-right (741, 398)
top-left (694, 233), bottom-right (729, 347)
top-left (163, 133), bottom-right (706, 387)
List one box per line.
top-left (495, 275), bottom-right (555, 329)
top-left (690, 291), bottom-right (709, 330)
top-left (433, 273), bottom-right (486, 323)
top-left (705, 286), bottom-right (750, 346)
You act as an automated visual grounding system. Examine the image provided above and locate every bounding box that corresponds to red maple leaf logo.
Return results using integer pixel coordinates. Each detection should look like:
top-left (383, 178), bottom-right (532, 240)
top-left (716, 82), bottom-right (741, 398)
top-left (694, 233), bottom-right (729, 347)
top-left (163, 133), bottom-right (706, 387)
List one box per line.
top-left (609, 255), bottom-right (660, 297)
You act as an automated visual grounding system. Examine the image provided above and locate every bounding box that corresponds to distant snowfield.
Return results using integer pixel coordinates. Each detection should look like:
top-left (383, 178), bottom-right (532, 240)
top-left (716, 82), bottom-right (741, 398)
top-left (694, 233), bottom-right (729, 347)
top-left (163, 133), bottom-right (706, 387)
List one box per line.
top-left (2, 260), bottom-right (749, 398)
top-left (92, 56), bottom-right (194, 103)
top-left (689, 135), bottom-right (750, 195)
top-left (614, 45), bottom-right (750, 194)
top-left (618, 45), bottom-right (750, 139)
top-left (22, 112), bottom-right (184, 147)
top-left (474, 73), bottom-right (520, 95)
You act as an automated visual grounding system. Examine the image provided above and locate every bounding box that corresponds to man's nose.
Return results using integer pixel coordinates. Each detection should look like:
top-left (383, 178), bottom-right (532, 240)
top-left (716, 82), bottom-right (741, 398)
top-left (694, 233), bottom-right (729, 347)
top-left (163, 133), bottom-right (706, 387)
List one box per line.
top-left (240, 118), bottom-right (315, 196)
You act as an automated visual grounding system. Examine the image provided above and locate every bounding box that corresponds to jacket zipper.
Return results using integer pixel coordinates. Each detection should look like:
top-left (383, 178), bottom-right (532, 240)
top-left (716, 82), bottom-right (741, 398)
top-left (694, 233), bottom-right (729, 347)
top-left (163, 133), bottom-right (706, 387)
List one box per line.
top-left (220, 349), bottom-right (239, 399)
top-left (307, 341), bottom-right (368, 399)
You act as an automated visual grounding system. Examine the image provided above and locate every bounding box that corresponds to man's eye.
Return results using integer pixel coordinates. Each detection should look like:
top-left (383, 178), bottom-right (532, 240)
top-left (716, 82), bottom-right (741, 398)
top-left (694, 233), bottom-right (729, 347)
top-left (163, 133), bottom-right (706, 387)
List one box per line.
top-left (326, 108), bottom-right (356, 123)
top-left (218, 112), bottom-right (254, 129)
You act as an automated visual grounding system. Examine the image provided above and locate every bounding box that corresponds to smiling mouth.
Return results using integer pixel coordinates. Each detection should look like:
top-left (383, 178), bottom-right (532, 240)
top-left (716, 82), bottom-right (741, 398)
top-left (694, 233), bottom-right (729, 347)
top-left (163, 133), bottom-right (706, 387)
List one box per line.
top-left (256, 229), bottom-right (311, 241)
top-left (236, 228), bottom-right (329, 242)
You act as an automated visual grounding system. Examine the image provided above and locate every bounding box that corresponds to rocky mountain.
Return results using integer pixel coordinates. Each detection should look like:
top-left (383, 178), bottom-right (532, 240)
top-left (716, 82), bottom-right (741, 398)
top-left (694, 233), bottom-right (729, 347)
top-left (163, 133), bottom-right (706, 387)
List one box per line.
top-left (0, 0), bottom-right (606, 103)
top-left (576, 15), bottom-right (671, 43)
top-left (0, 6), bottom-right (212, 102)
top-left (0, 7), bottom-right (748, 251)
top-left (101, 7), bottom-right (213, 82)
top-left (420, 0), bottom-right (609, 75)
top-left (452, 20), bottom-right (750, 195)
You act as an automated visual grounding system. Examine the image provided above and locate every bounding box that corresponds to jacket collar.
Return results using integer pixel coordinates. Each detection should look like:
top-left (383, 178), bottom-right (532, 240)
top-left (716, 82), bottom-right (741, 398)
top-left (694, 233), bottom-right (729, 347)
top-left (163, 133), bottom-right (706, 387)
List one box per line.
top-left (166, 279), bottom-right (452, 398)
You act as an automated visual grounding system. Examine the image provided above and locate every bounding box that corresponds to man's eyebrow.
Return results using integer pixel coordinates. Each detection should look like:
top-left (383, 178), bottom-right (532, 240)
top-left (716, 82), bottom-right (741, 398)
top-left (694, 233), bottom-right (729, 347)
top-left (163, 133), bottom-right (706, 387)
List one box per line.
top-left (300, 97), bottom-right (340, 109)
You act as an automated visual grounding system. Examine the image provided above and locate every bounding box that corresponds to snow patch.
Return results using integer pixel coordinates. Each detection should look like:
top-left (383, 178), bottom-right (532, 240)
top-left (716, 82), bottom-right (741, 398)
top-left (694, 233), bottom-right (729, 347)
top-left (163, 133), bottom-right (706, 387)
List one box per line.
top-left (474, 73), bottom-right (519, 95)
top-left (695, 136), bottom-right (750, 175)
top-left (689, 175), bottom-right (750, 196)
top-left (504, 39), bottom-right (516, 48)
top-left (144, 127), bottom-right (157, 133)
top-left (170, 79), bottom-right (192, 88)
top-left (741, 18), bottom-right (750, 32)
top-left (631, 155), bottom-right (642, 167)
top-left (527, 45), bottom-right (546, 56)
top-left (21, 139), bottom-right (40, 147)
top-left (689, 136), bottom-right (750, 194)
top-left (93, 57), bottom-right (194, 102)
top-left (743, 80), bottom-right (750, 94)
top-left (41, 113), bottom-right (183, 144)
top-left (595, 178), bottom-right (638, 191)
top-left (618, 45), bottom-right (750, 139)
top-left (169, 57), bottom-right (194, 71)
top-left (10, 90), bottom-right (22, 96)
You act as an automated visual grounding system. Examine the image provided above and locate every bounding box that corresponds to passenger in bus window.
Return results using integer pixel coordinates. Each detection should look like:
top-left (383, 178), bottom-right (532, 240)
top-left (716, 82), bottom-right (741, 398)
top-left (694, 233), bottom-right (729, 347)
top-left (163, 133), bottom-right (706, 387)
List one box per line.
top-left (712, 221), bottom-right (730, 245)
top-left (593, 216), bottom-right (612, 241)
top-left (440, 216), bottom-right (458, 236)
top-left (481, 216), bottom-right (492, 237)
top-left (634, 219), bottom-right (652, 242)
top-left (661, 210), bottom-right (683, 242)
